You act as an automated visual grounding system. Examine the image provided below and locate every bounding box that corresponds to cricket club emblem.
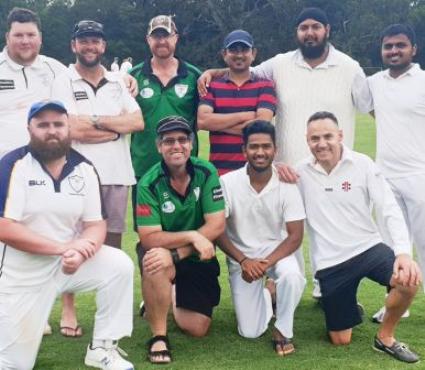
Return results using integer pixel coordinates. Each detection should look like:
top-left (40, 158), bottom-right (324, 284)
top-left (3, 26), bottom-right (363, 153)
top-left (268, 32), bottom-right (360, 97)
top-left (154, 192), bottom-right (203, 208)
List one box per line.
top-left (341, 181), bottom-right (351, 192)
top-left (68, 175), bottom-right (85, 193)
top-left (174, 84), bottom-right (188, 98)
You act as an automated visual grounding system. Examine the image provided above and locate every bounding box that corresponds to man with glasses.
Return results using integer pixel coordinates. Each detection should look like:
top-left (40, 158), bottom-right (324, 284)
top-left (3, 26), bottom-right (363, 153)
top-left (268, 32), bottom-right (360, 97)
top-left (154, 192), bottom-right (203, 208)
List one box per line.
top-left (197, 30), bottom-right (276, 176)
top-left (136, 116), bottom-right (225, 364)
top-left (130, 15), bottom-right (202, 309)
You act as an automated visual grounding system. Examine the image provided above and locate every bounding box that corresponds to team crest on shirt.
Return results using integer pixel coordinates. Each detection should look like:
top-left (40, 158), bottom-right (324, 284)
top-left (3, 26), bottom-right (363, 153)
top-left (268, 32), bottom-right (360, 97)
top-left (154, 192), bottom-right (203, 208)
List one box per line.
top-left (140, 87), bottom-right (154, 98)
top-left (68, 175), bottom-right (85, 193)
top-left (174, 84), bottom-right (188, 98)
top-left (193, 187), bottom-right (200, 201)
top-left (341, 181), bottom-right (351, 192)
top-left (162, 201), bottom-right (175, 213)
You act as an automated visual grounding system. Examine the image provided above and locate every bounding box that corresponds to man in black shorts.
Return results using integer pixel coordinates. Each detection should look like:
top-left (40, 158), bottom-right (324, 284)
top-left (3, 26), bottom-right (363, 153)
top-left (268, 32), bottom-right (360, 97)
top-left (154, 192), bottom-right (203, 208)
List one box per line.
top-left (135, 116), bottom-right (225, 364)
top-left (296, 111), bottom-right (421, 363)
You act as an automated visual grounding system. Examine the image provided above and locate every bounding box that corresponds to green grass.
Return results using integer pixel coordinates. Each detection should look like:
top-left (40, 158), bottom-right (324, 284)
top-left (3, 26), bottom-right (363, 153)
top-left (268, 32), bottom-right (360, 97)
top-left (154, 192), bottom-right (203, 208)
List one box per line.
top-left (36, 116), bottom-right (425, 369)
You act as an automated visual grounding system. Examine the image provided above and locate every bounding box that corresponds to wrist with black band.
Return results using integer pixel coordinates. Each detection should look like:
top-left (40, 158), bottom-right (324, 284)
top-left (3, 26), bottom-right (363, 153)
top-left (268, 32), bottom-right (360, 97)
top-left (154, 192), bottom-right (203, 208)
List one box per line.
top-left (170, 249), bottom-right (180, 265)
top-left (239, 256), bottom-right (248, 265)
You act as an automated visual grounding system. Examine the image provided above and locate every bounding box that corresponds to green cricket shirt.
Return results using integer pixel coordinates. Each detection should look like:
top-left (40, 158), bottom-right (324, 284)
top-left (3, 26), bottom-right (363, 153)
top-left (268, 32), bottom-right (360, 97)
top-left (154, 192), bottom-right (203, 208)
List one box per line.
top-left (130, 58), bottom-right (201, 177)
top-left (136, 157), bottom-right (224, 261)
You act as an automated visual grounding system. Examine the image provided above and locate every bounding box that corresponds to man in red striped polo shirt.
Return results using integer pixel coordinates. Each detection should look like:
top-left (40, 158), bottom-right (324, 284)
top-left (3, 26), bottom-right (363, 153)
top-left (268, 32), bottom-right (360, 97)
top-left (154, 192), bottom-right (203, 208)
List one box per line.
top-left (197, 30), bottom-right (276, 175)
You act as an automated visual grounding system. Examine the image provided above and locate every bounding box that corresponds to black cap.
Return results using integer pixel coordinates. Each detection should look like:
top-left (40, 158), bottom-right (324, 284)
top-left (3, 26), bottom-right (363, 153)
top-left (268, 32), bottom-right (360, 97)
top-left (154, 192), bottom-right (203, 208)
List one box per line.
top-left (73, 20), bottom-right (105, 39)
top-left (296, 7), bottom-right (329, 27)
top-left (157, 116), bottom-right (192, 136)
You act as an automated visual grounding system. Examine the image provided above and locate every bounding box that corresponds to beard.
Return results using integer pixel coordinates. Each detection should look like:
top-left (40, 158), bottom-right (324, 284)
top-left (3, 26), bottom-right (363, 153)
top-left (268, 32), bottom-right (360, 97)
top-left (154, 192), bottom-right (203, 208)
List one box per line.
top-left (29, 135), bottom-right (71, 162)
top-left (76, 53), bottom-right (102, 67)
top-left (298, 37), bottom-right (328, 59)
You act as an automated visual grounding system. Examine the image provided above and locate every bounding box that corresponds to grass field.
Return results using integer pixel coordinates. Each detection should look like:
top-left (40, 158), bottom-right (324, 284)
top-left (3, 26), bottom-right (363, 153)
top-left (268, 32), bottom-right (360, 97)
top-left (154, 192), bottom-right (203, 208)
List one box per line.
top-left (36, 115), bottom-right (425, 370)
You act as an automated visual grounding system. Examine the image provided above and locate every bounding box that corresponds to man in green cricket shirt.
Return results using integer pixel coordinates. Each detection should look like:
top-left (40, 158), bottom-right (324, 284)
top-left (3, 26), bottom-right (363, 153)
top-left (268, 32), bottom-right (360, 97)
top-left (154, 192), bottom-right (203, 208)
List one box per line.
top-left (136, 116), bottom-right (225, 364)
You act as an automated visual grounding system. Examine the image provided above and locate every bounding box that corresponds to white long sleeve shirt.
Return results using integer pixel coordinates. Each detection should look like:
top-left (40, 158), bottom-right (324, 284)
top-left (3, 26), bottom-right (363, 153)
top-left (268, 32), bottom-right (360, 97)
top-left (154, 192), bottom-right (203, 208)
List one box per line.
top-left (296, 146), bottom-right (411, 271)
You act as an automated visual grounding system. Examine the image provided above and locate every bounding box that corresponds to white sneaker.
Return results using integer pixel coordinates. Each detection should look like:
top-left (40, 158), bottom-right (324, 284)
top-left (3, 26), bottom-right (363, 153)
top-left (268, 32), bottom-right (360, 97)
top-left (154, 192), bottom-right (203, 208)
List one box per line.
top-left (85, 342), bottom-right (134, 370)
top-left (372, 306), bottom-right (410, 323)
top-left (312, 279), bottom-right (322, 299)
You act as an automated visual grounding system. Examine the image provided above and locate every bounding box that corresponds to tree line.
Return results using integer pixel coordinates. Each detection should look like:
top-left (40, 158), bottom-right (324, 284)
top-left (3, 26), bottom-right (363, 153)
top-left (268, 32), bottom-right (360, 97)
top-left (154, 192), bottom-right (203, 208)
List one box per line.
top-left (1, 0), bottom-right (425, 73)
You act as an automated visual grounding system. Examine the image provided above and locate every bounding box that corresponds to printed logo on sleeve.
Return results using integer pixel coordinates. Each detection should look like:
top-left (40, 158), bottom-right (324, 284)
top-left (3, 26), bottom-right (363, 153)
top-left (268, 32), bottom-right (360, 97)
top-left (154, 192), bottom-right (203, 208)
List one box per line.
top-left (74, 91), bottom-right (89, 100)
top-left (137, 204), bottom-right (152, 217)
top-left (212, 186), bottom-right (223, 202)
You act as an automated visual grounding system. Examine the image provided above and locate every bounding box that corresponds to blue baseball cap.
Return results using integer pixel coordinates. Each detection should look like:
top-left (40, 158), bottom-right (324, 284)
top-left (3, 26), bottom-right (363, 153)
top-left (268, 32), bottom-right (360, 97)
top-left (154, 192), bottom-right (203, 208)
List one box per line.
top-left (27, 100), bottom-right (68, 124)
top-left (223, 30), bottom-right (254, 49)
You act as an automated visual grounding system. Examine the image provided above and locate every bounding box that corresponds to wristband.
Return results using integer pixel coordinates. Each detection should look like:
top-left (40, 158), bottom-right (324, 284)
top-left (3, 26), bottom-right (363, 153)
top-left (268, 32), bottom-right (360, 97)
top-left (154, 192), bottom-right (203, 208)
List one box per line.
top-left (170, 249), bottom-right (180, 265)
top-left (239, 256), bottom-right (248, 265)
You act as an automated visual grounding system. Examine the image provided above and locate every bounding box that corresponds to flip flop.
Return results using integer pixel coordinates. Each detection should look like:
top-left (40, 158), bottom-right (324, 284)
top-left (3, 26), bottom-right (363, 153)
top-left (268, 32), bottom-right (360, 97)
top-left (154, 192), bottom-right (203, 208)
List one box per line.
top-left (60, 325), bottom-right (83, 338)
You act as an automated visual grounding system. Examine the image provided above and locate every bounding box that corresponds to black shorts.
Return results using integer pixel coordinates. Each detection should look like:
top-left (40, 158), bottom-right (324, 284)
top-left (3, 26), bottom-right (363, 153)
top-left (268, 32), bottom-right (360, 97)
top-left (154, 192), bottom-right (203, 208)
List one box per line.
top-left (175, 258), bottom-right (221, 318)
top-left (315, 243), bottom-right (395, 332)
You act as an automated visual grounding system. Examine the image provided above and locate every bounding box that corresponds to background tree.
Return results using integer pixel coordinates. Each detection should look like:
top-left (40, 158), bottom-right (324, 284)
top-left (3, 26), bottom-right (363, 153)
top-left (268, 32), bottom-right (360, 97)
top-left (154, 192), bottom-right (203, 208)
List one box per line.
top-left (0, 0), bottom-right (424, 72)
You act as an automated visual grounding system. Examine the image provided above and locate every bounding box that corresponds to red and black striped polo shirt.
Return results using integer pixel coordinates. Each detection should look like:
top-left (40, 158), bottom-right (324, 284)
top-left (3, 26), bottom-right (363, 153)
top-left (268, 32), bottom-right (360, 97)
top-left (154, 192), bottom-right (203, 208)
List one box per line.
top-left (199, 74), bottom-right (276, 175)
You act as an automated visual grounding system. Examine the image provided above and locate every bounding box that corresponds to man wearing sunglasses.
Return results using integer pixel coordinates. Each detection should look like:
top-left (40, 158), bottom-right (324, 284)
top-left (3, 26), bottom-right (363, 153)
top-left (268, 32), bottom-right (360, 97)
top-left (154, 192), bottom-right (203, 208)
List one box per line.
top-left (136, 116), bottom-right (225, 364)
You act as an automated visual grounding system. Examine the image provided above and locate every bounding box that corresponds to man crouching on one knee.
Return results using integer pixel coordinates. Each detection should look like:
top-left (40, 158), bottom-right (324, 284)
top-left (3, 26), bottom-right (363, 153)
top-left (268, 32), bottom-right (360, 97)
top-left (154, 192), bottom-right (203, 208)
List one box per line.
top-left (217, 120), bottom-right (306, 356)
top-left (297, 111), bottom-right (421, 363)
top-left (135, 116), bottom-right (225, 364)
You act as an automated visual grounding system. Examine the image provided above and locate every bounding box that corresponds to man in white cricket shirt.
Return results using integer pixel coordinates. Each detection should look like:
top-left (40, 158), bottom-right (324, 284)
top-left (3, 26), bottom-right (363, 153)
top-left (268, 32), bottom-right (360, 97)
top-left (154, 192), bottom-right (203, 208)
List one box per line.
top-left (296, 111), bottom-right (421, 363)
top-left (0, 101), bottom-right (134, 370)
top-left (218, 120), bottom-right (305, 356)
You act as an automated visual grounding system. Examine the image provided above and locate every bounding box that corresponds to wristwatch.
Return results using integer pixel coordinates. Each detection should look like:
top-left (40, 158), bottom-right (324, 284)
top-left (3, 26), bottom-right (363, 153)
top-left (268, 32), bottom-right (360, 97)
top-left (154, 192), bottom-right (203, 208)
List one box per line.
top-left (90, 114), bottom-right (102, 129)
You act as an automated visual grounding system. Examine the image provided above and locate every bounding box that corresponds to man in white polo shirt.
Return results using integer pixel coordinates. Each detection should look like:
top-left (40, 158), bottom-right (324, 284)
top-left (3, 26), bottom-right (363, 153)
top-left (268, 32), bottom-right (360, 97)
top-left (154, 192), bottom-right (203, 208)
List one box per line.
top-left (218, 120), bottom-right (305, 356)
top-left (0, 7), bottom-right (66, 159)
top-left (363, 24), bottom-right (425, 323)
top-left (297, 111), bottom-right (421, 363)
top-left (52, 20), bottom-right (144, 248)
top-left (0, 101), bottom-right (134, 370)
top-left (52, 19), bottom-right (143, 337)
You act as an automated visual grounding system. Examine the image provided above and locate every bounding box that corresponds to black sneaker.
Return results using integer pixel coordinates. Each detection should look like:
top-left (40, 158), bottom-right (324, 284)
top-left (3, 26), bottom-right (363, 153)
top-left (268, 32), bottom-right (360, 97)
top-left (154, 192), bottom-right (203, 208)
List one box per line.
top-left (373, 336), bottom-right (419, 363)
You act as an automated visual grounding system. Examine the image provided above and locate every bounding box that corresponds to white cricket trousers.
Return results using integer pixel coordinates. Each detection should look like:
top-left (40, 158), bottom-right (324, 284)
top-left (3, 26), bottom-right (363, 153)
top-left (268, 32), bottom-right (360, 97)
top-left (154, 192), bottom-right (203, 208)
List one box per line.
top-left (377, 173), bottom-right (425, 292)
top-left (0, 246), bottom-right (134, 370)
top-left (228, 254), bottom-right (305, 339)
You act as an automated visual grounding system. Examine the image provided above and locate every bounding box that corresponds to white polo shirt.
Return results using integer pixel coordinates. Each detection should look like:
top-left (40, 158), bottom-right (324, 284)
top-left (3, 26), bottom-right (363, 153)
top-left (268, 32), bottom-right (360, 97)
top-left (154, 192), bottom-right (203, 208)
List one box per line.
top-left (52, 64), bottom-right (140, 185)
top-left (296, 146), bottom-right (411, 271)
top-left (0, 48), bottom-right (67, 158)
top-left (252, 45), bottom-right (369, 165)
top-left (220, 165), bottom-right (306, 261)
top-left (0, 147), bottom-right (104, 292)
top-left (365, 64), bottom-right (425, 179)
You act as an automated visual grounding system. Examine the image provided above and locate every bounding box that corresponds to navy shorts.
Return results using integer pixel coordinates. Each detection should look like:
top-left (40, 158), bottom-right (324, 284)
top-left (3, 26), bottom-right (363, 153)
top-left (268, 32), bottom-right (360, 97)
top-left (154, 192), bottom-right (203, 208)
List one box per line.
top-left (139, 246), bottom-right (221, 318)
top-left (315, 243), bottom-right (395, 331)
top-left (175, 257), bottom-right (221, 318)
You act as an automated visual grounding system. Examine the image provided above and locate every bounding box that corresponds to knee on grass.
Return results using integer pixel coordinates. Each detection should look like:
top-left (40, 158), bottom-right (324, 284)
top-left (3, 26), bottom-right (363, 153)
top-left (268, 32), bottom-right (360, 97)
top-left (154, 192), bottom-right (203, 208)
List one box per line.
top-left (178, 316), bottom-right (211, 337)
top-left (329, 329), bottom-right (352, 346)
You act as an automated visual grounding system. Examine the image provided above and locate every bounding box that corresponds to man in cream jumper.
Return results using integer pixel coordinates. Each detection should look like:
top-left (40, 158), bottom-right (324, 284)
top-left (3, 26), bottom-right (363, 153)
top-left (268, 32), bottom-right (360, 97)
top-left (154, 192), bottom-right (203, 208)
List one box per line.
top-left (218, 120), bottom-right (305, 356)
top-left (297, 111), bottom-right (421, 363)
